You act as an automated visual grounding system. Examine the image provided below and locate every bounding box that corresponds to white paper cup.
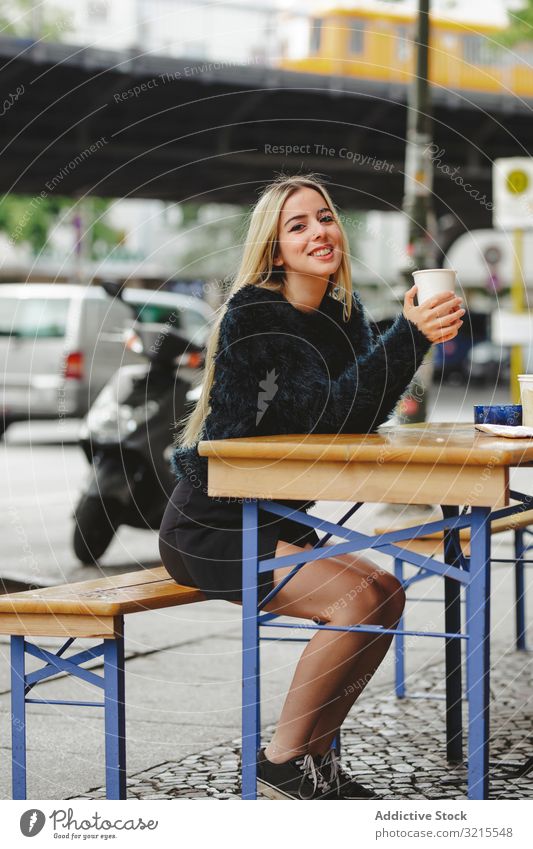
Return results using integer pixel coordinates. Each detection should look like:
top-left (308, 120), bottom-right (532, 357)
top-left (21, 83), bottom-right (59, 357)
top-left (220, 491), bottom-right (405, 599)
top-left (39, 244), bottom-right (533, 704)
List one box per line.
top-left (412, 268), bottom-right (457, 305)
top-left (518, 374), bottom-right (533, 427)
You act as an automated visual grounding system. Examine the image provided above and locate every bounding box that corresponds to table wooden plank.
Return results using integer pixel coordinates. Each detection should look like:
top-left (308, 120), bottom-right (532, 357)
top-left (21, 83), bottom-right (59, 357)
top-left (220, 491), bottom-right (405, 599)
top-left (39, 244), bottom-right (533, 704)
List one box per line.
top-left (198, 423), bottom-right (533, 467)
top-left (206, 457), bottom-right (509, 507)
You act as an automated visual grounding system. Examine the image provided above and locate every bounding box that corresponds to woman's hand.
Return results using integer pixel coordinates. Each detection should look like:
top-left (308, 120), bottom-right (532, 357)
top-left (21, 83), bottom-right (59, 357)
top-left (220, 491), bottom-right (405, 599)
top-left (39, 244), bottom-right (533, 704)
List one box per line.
top-left (403, 285), bottom-right (465, 344)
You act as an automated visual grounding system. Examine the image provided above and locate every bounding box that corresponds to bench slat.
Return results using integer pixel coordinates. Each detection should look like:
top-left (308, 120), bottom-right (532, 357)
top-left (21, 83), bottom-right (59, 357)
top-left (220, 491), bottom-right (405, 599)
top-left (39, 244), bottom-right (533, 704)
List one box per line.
top-left (0, 613), bottom-right (121, 639)
top-left (392, 539), bottom-right (471, 556)
top-left (374, 507), bottom-right (533, 542)
top-left (0, 567), bottom-right (205, 619)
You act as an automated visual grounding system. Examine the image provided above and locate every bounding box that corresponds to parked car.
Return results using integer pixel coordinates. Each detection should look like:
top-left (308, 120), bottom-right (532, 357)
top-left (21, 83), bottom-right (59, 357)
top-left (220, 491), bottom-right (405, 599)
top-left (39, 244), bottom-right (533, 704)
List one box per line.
top-left (0, 283), bottom-right (213, 437)
top-left (433, 311), bottom-right (489, 385)
top-left (464, 341), bottom-right (511, 385)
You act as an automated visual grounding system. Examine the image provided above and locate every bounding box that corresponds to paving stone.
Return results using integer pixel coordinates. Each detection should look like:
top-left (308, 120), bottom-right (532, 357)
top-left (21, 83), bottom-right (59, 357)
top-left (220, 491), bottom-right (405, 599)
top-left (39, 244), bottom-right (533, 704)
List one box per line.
top-left (69, 649), bottom-right (533, 801)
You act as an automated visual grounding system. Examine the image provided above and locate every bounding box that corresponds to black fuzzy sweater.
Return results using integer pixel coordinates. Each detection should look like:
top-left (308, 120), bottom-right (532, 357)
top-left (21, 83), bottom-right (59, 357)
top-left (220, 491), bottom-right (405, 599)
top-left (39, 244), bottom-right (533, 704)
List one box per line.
top-left (171, 285), bottom-right (432, 507)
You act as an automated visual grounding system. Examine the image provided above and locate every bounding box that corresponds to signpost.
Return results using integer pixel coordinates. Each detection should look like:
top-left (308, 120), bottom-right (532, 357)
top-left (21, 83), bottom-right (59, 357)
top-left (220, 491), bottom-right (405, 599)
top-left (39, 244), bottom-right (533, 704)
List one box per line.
top-left (492, 158), bottom-right (533, 402)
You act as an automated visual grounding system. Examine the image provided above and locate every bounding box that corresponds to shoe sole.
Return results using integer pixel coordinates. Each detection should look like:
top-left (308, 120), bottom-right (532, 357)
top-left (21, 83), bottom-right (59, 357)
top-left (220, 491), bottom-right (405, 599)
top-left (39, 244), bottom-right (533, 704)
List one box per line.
top-left (257, 778), bottom-right (299, 800)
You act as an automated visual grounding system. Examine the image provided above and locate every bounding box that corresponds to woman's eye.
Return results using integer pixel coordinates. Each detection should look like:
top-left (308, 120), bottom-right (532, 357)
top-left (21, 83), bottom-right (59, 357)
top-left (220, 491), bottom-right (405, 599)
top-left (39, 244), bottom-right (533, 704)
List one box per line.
top-left (290, 215), bottom-right (333, 232)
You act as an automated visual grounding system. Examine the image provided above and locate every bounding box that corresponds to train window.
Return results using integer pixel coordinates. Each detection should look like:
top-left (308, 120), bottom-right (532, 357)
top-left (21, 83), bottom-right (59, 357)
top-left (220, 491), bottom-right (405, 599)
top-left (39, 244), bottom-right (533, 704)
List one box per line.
top-left (310, 18), bottom-right (323, 54)
top-left (349, 18), bottom-right (365, 55)
top-left (516, 44), bottom-right (533, 67)
top-left (396, 24), bottom-right (413, 61)
top-left (463, 34), bottom-right (503, 66)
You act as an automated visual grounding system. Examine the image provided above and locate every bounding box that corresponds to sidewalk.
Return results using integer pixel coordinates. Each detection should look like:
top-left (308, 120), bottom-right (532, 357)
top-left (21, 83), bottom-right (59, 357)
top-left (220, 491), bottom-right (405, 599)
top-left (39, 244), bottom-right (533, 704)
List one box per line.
top-left (0, 515), bottom-right (531, 800)
top-left (71, 648), bottom-right (533, 801)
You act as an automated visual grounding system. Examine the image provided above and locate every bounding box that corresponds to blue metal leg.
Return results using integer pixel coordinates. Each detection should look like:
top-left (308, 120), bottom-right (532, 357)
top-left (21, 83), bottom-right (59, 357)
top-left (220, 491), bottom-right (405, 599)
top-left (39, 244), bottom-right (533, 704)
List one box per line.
top-left (331, 728), bottom-right (341, 757)
top-left (466, 506), bottom-right (491, 800)
top-left (394, 559), bottom-right (406, 699)
top-left (11, 636), bottom-right (27, 800)
top-left (104, 631), bottom-right (126, 800)
top-left (514, 529), bottom-right (526, 651)
top-left (242, 499), bottom-right (260, 800)
top-left (442, 505), bottom-right (463, 763)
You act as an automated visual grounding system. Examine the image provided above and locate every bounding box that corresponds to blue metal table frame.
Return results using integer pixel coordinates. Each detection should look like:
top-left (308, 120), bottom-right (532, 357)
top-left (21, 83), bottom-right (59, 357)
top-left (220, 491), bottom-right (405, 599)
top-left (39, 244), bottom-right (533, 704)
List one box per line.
top-left (240, 491), bottom-right (533, 801)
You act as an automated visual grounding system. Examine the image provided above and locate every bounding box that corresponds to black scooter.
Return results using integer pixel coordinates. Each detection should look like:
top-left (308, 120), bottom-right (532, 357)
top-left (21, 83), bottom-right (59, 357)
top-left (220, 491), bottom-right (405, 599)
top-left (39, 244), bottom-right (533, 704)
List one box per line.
top-left (73, 282), bottom-right (203, 564)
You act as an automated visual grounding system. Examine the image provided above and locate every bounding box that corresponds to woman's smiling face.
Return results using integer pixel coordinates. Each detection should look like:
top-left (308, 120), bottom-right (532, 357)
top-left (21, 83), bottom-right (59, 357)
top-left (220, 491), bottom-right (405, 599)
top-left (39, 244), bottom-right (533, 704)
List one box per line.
top-left (273, 186), bottom-right (343, 282)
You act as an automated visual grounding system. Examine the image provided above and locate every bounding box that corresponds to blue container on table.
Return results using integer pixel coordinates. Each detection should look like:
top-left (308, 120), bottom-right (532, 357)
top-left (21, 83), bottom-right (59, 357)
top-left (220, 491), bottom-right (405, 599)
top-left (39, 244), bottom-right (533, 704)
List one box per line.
top-left (474, 404), bottom-right (522, 426)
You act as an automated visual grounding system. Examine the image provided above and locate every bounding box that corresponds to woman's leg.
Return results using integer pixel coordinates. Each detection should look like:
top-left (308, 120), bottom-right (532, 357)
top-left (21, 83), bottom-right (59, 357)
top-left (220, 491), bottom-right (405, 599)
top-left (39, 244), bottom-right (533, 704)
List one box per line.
top-left (262, 541), bottom-right (405, 763)
top-left (306, 550), bottom-right (405, 755)
top-left (308, 571), bottom-right (404, 755)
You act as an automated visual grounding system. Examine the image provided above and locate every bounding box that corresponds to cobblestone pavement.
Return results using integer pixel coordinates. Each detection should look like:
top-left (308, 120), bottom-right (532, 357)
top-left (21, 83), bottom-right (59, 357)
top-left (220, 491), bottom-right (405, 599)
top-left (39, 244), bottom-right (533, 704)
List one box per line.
top-left (73, 649), bottom-right (533, 800)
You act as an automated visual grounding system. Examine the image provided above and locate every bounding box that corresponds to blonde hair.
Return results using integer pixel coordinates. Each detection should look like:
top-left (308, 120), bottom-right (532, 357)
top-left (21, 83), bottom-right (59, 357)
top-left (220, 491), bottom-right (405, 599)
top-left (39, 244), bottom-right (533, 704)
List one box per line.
top-left (176, 172), bottom-right (354, 448)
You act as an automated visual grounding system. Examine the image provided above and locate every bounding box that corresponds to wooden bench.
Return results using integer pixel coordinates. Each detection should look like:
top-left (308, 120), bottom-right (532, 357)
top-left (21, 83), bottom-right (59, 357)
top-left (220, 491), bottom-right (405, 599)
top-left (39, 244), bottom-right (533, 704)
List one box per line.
top-left (0, 567), bottom-right (206, 800)
top-left (374, 507), bottom-right (533, 698)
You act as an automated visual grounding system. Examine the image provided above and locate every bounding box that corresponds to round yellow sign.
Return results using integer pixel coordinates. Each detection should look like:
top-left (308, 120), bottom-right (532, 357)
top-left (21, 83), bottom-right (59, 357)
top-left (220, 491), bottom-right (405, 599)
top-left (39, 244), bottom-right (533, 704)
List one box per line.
top-left (506, 169), bottom-right (529, 194)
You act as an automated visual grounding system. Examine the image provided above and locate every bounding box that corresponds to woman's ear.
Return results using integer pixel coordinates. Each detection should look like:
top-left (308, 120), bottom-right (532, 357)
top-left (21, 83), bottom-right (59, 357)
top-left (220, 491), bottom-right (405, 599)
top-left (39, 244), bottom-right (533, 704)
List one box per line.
top-left (272, 239), bottom-right (283, 267)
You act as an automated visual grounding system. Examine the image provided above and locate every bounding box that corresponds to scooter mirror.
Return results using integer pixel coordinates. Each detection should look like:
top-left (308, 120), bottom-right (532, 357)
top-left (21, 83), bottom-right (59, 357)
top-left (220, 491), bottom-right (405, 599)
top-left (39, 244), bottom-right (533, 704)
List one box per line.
top-left (101, 280), bottom-right (124, 300)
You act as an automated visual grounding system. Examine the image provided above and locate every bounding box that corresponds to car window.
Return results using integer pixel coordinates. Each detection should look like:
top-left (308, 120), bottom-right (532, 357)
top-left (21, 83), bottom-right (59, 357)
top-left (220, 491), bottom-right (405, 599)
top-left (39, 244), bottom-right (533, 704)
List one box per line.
top-left (0, 298), bottom-right (70, 338)
top-left (128, 301), bottom-right (184, 328)
top-left (182, 307), bottom-right (209, 343)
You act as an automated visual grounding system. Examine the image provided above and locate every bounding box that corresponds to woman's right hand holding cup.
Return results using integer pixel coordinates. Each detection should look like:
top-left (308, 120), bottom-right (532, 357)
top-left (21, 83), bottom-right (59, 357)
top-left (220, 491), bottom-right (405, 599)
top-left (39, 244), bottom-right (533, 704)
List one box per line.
top-left (403, 285), bottom-right (465, 344)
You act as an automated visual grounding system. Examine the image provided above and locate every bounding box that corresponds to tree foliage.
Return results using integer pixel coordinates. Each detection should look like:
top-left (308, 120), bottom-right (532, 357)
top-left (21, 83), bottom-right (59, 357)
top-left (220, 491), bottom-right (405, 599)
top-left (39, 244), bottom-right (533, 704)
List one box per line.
top-left (0, 194), bottom-right (123, 257)
top-left (498, 1), bottom-right (533, 46)
top-left (0, 0), bottom-right (71, 40)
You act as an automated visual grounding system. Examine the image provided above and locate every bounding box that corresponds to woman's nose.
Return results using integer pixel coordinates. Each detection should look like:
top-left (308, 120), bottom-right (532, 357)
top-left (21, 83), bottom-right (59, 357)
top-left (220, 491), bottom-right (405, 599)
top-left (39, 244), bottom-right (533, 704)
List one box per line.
top-left (311, 221), bottom-right (328, 239)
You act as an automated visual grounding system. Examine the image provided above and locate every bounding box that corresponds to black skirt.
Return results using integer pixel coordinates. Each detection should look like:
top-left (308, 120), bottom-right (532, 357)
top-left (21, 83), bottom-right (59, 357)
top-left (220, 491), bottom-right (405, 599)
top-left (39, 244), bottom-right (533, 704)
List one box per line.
top-left (158, 478), bottom-right (320, 603)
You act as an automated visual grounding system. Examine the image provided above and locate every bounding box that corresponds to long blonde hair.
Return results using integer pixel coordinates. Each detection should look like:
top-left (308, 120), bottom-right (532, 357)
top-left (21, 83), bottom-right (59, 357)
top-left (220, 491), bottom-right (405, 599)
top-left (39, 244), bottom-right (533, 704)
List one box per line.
top-left (176, 172), bottom-right (354, 447)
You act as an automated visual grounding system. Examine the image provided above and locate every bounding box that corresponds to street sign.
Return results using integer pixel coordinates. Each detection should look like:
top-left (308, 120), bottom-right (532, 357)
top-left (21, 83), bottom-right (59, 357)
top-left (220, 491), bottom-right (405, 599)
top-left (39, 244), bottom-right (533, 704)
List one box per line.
top-left (493, 157), bottom-right (533, 230)
top-left (492, 310), bottom-right (533, 346)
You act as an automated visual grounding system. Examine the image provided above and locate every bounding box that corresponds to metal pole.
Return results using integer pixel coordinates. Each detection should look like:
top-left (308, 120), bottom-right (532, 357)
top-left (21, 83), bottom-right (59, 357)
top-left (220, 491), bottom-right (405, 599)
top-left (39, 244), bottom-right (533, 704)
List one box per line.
top-left (403, 0), bottom-right (436, 269)
top-left (401, 0), bottom-right (436, 423)
top-left (510, 228), bottom-right (524, 403)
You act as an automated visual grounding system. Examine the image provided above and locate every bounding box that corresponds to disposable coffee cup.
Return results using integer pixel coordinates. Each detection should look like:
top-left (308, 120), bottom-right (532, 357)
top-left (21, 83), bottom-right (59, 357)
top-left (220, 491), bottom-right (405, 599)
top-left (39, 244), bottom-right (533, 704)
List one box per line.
top-left (412, 268), bottom-right (457, 305)
top-left (518, 375), bottom-right (533, 427)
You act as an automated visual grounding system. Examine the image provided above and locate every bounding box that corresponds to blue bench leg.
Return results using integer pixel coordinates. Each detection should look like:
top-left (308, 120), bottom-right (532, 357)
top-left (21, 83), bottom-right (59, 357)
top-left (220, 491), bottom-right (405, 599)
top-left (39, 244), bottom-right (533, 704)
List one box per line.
top-left (242, 499), bottom-right (260, 800)
top-left (467, 506), bottom-right (491, 800)
top-left (514, 529), bottom-right (527, 651)
top-left (443, 506), bottom-right (463, 763)
top-left (331, 728), bottom-right (341, 757)
top-left (104, 632), bottom-right (126, 800)
top-left (393, 559), bottom-right (406, 699)
top-left (11, 636), bottom-right (27, 800)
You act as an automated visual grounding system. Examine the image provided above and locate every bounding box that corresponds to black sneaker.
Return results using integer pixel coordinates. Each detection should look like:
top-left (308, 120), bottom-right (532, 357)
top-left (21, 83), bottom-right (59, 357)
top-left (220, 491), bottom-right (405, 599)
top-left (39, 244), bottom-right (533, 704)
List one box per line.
top-left (257, 748), bottom-right (333, 800)
top-left (317, 749), bottom-right (377, 800)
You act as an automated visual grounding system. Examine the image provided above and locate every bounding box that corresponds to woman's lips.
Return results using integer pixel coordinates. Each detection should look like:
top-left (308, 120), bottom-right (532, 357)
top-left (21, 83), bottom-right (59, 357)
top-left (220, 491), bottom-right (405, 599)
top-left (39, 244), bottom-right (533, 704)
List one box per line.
top-left (309, 245), bottom-right (335, 260)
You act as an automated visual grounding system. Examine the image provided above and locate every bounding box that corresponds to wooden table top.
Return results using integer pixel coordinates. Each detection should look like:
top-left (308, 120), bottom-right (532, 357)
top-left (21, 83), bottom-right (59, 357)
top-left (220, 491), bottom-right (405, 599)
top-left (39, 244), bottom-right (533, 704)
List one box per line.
top-left (199, 423), bottom-right (533, 468)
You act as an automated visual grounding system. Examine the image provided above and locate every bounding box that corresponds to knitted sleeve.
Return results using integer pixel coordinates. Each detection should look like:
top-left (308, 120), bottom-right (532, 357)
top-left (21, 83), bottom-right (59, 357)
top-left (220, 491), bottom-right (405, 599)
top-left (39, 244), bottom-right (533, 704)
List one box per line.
top-left (205, 293), bottom-right (432, 439)
top-left (342, 291), bottom-right (432, 429)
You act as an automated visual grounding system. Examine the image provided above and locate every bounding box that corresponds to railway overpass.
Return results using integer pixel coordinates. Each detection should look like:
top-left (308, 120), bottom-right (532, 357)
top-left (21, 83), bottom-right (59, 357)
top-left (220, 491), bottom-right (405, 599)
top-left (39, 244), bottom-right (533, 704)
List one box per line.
top-left (2, 37), bottom-right (532, 256)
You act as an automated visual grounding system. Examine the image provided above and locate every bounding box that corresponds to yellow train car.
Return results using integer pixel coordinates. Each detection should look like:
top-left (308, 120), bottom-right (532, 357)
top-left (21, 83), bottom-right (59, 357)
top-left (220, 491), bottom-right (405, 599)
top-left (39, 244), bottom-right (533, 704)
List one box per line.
top-left (278, 6), bottom-right (533, 98)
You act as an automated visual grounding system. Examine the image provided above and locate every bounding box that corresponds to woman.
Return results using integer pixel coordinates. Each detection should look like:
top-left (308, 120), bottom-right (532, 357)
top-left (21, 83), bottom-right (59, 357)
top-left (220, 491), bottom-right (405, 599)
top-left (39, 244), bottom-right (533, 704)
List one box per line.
top-left (159, 173), bottom-right (464, 800)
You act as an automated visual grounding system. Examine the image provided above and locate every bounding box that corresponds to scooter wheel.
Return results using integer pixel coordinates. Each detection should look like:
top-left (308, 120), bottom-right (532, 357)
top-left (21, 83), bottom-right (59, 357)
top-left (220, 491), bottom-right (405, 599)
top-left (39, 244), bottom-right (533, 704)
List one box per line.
top-left (73, 495), bottom-right (122, 564)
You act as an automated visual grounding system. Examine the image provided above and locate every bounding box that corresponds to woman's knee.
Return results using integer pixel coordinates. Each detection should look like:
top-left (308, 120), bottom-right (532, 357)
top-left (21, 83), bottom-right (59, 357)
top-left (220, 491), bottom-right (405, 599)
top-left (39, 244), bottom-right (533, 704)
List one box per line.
top-left (330, 578), bottom-right (386, 627)
top-left (373, 570), bottom-right (406, 622)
